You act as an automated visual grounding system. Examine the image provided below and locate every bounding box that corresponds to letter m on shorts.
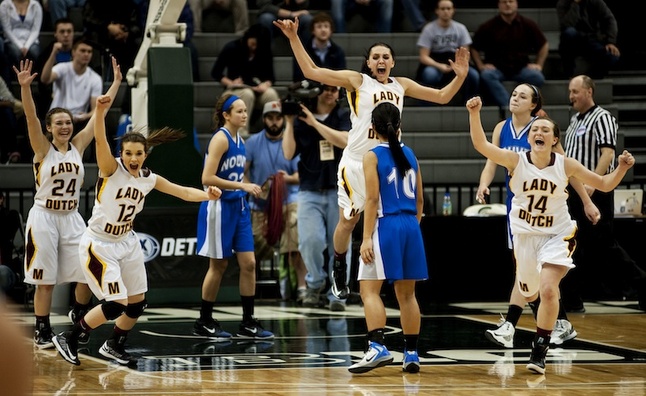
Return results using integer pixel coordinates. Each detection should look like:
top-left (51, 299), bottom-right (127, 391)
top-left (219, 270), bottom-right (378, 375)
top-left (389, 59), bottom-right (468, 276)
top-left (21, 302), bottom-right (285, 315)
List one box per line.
top-left (108, 282), bottom-right (121, 295)
top-left (32, 268), bottom-right (44, 280)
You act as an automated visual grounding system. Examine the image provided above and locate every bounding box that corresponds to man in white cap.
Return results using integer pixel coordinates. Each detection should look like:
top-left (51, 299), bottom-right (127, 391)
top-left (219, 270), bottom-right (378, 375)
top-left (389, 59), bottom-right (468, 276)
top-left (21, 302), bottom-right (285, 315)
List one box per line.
top-left (244, 101), bottom-right (307, 302)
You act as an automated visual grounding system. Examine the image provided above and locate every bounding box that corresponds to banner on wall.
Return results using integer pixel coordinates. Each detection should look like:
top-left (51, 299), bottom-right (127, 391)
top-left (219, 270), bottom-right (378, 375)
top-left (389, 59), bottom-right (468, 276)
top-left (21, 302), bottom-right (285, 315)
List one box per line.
top-left (133, 207), bottom-right (239, 289)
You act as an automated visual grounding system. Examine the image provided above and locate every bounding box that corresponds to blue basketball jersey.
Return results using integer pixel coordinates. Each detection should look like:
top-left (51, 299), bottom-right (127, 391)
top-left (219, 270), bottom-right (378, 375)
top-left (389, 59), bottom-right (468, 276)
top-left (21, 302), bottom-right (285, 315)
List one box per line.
top-left (198, 127), bottom-right (254, 258)
top-left (206, 127), bottom-right (247, 200)
top-left (372, 143), bottom-right (418, 216)
top-left (358, 142), bottom-right (427, 281)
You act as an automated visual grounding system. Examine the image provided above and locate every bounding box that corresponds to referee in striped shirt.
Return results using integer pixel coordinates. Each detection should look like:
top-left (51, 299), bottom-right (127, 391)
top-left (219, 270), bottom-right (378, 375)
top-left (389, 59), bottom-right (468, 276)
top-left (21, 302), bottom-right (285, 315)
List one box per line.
top-left (561, 75), bottom-right (646, 312)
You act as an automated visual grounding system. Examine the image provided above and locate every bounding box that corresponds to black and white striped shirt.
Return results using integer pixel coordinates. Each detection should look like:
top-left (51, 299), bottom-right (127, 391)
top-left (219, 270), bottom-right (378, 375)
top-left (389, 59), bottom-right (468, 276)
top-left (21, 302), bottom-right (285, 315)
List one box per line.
top-left (563, 105), bottom-right (617, 174)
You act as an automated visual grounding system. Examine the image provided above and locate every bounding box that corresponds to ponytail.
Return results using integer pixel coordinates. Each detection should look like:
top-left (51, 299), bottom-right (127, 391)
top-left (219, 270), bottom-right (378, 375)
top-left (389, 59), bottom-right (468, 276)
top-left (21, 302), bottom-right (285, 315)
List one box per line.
top-left (371, 103), bottom-right (410, 177)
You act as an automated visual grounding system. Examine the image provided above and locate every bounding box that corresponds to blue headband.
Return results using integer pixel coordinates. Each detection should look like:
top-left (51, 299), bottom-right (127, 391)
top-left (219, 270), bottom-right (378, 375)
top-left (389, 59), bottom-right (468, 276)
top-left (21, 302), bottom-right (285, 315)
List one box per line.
top-left (222, 95), bottom-right (240, 112)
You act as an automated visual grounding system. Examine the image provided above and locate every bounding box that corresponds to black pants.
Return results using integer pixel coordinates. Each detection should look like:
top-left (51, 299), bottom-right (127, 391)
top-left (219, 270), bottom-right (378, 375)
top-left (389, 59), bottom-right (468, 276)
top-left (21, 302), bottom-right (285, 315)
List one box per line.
top-left (558, 27), bottom-right (620, 79)
top-left (561, 187), bottom-right (646, 305)
top-left (0, 107), bottom-right (18, 163)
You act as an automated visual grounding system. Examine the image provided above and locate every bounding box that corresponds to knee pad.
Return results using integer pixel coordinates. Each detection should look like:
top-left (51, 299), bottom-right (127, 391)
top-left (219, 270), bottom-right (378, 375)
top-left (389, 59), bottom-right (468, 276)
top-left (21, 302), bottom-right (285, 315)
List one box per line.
top-left (101, 301), bottom-right (127, 320)
top-left (124, 299), bottom-right (147, 319)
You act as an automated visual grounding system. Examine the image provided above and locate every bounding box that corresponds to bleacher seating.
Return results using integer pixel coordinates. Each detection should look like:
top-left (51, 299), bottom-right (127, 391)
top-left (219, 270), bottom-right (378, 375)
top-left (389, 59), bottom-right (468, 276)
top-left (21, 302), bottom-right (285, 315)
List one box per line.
top-left (184, 5), bottom-right (631, 190)
top-left (192, 92), bottom-right (616, 136)
top-left (6, 4), bottom-right (645, 191)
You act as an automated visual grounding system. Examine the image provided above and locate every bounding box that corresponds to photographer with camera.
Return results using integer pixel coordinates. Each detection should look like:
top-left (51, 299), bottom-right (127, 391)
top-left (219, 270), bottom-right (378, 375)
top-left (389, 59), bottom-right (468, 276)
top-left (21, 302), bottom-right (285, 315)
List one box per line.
top-left (244, 101), bottom-right (307, 302)
top-left (282, 84), bottom-right (351, 311)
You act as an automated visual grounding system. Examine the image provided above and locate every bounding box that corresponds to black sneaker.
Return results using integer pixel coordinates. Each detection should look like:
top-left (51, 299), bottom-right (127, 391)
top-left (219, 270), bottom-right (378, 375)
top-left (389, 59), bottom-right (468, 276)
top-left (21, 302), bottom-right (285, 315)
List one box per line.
top-left (237, 317), bottom-right (274, 340)
top-left (193, 318), bottom-right (233, 341)
top-left (99, 339), bottom-right (135, 366)
top-left (34, 327), bottom-right (55, 349)
top-left (526, 338), bottom-right (549, 374)
top-left (331, 259), bottom-right (349, 299)
top-left (68, 309), bottom-right (90, 345)
top-left (52, 330), bottom-right (80, 365)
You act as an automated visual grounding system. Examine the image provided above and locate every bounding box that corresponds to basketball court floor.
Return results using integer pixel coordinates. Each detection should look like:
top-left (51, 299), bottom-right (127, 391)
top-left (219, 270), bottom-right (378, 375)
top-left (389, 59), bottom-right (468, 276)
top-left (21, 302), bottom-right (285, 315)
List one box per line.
top-left (8, 297), bottom-right (645, 395)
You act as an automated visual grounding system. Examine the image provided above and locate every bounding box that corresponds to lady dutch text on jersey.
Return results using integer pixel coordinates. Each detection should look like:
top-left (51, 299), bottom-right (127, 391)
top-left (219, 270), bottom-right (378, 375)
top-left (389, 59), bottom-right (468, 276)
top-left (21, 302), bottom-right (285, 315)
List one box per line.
top-left (517, 178), bottom-right (559, 227)
top-left (115, 186), bottom-right (146, 203)
top-left (45, 199), bottom-right (78, 210)
top-left (50, 162), bottom-right (81, 176)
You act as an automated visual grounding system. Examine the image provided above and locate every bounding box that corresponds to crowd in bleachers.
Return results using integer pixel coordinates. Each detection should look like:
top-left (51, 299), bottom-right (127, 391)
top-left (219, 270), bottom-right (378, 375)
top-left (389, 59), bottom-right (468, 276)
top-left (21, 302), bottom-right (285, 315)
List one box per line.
top-left (0, 0), bottom-right (626, 164)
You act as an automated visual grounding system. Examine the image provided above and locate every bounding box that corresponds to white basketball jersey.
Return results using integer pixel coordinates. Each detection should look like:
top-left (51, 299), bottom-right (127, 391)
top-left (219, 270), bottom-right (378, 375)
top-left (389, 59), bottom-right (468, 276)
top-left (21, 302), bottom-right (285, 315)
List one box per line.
top-left (33, 143), bottom-right (85, 212)
top-left (87, 160), bottom-right (157, 241)
top-left (509, 152), bottom-right (576, 235)
top-left (345, 74), bottom-right (405, 160)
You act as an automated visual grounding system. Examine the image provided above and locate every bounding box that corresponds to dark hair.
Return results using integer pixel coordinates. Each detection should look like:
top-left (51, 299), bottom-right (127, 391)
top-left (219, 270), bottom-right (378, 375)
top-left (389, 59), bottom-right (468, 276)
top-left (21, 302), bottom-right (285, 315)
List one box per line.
top-left (360, 42), bottom-right (396, 75)
top-left (523, 83), bottom-right (543, 116)
top-left (118, 127), bottom-right (185, 154)
top-left (534, 116), bottom-right (561, 141)
top-left (243, 23), bottom-right (266, 41)
top-left (72, 36), bottom-right (93, 51)
top-left (54, 18), bottom-right (74, 30)
top-left (372, 102), bottom-right (410, 177)
top-left (212, 93), bottom-right (240, 130)
top-left (311, 12), bottom-right (334, 32)
top-left (242, 24), bottom-right (271, 54)
top-left (436, 0), bottom-right (454, 10)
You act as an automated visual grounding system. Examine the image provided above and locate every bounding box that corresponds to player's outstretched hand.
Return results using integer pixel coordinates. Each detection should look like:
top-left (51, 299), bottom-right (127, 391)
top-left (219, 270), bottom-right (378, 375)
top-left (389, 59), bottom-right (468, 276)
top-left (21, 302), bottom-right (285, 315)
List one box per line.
top-left (273, 17), bottom-right (299, 41)
top-left (449, 46), bottom-right (470, 79)
top-left (13, 60), bottom-right (37, 86)
top-left (111, 56), bottom-right (122, 82)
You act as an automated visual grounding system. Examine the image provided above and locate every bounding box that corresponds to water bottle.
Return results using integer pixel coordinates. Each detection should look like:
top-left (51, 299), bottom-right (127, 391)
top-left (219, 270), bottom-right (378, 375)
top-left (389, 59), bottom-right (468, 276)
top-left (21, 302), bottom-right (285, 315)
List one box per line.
top-left (442, 192), bottom-right (452, 216)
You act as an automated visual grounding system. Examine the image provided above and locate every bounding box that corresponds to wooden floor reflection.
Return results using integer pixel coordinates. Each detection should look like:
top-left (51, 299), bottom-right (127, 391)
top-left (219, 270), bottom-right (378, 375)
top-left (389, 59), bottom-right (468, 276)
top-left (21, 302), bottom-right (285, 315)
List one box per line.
top-left (16, 301), bottom-right (646, 395)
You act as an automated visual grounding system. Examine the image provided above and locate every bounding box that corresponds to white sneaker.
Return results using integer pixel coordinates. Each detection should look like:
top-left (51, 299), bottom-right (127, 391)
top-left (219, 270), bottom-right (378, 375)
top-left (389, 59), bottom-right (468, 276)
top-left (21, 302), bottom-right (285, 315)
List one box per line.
top-left (348, 342), bottom-right (393, 374)
top-left (485, 317), bottom-right (515, 348)
top-left (550, 319), bottom-right (577, 345)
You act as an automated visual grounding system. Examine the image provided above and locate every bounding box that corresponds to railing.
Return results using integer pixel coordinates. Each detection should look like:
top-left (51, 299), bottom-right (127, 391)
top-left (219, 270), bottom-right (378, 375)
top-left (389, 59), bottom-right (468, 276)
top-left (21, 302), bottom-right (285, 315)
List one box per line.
top-left (423, 181), bottom-right (646, 216)
top-left (5, 181), bottom-right (645, 221)
top-left (1, 188), bottom-right (96, 221)
top-left (423, 183), bottom-right (510, 216)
